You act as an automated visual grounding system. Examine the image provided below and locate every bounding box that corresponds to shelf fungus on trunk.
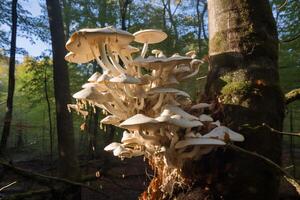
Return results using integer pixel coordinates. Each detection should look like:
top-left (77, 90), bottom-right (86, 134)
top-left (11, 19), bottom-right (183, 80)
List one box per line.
top-left (65, 27), bottom-right (245, 198)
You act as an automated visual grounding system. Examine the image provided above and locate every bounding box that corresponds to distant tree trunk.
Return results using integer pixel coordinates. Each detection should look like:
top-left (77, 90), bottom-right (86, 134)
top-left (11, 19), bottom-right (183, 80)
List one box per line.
top-left (119, 0), bottom-right (131, 30)
top-left (61, 0), bottom-right (71, 38)
top-left (144, 0), bottom-right (285, 199)
top-left (196, 0), bottom-right (202, 54)
top-left (96, 0), bottom-right (107, 27)
top-left (0, 0), bottom-right (18, 154)
top-left (46, 0), bottom-right (80, 180)
top-left (44, 64), bottom-right (53, 164)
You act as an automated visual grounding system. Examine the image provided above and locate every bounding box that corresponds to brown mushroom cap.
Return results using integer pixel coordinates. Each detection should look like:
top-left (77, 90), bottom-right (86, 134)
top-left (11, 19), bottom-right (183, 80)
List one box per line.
top-left (64, 52), bottom-right (95, 64)
top-left (133, 29), bottom-right (167, 44)
top-left (133, 55), bottom-right (191, 70)
top-left (66, 27), bottom-right (134, 54)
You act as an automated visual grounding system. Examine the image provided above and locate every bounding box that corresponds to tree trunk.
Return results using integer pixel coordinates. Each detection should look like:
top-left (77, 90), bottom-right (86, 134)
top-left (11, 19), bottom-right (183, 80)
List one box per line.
top-left (46, 0), bottom-right (80, 180)
top-left (0, 0), bottom-right (18, 154)
top-left (143, 0), bottom-right (285, 199)
top-left (119, 0), bottom-right (131, 30)
top-left (44, 63), bottom-right (53, 165)
top-left (203, 0), bottom-right (284, 199)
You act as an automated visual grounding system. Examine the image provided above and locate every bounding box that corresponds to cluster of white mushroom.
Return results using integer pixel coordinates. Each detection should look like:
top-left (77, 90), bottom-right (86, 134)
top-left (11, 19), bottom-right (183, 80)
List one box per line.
top-left (65, 26), bottom-right (244, 168)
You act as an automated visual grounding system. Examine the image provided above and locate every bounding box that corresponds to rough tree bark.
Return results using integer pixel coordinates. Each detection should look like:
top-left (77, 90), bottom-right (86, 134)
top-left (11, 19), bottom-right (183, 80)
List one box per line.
top-left (144, 0), bottom-right (285, 200)
top-left (0, 0), bottom-right (18, 154)
top-left (46, 0), bottom-right (80, 180)
top-left (203, 0), bottom-right (284, 199)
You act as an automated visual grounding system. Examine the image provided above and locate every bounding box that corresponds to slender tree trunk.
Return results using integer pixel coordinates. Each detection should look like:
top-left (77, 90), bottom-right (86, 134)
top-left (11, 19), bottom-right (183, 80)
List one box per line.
top-left (201, 3), bottom-right (208, 42)
top-left (203, 0), bottom-right (284, 199)
top-left (196, 0), bottom-right (202, 54)
top-left (119, 0), bottom-right (131, 30)
top-left (0, 0), bottom-right (18, 154)
top-left (44, 64), bottom-right (53, 164)
top-left (61, 0), bottom-right (71, 38)
top-left (46, 0), bottom-right (80, 180)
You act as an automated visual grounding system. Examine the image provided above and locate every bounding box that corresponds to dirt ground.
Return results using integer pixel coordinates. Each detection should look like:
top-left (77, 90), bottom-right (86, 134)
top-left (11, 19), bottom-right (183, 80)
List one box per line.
top-left (0, 148), bottom-right (299, 200)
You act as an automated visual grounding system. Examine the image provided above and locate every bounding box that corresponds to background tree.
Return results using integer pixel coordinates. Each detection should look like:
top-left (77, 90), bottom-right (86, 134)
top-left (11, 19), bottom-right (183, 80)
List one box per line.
top-left (0, 0), bottom-right (18, 154)
top-left (46, 0), bottom-right (80, 180)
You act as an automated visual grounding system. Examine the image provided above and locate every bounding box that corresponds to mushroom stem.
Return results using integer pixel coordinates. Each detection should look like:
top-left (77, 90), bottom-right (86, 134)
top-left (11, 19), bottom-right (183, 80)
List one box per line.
top-left (106, 87), bottom-right (129, 113)
top-left (170, 132), bottom-right (179, 149)
top-left (123, 85), bottom-right (135, 98)
top-left (135, 97), bottom-right (144, 110)
top-left (89, 45), bottom-right (109, 71)
top-left (118, 54), bottom-right (131, 67)
top-left (141, 42), bottom-right (148, 58)
top-left (152, 93), bottom-right (164, 110)
top-left (106, 47), bottom-right (126, 74)
top-left (99, 43), bottom-right (118, 75)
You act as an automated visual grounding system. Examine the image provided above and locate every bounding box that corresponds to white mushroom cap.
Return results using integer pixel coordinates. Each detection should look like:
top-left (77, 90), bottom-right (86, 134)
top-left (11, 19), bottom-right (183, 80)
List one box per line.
top-left (203, 126), bottom-right (244, 142)
top-left (73, 87), bottom-right (112, 103)
top-left (97, 73), bottom-right (111, 82)
top-left (104, 142), bottom-right (122, 151)
top-left (121, 131), bottom-right (141, 144)
top-left (81, 82), bottom-right (108, 92)
top-left (151, 49), bottom-right (162, 57)
top-left (88, 72), bottom-right (102, 82)
top-left (164, 104), bottom-right (198, 120)
top-left (113, 145), bottom-right (143, 158)
top-left (100, 115), bottom-right (121, 125)
top-left (133, 29), bottom-right (167, 44)
top-left (119, 114), bottom-right (159, 130)
top-left (147, 88), bottom-right (190, 98)
top-left (120, 45), bottom-right (140, 54)
top-left (211, 120), bottom-right (221, 127)
top-left (109, 73), bottom-right (141, 84)
top-left (175, 138), bottom-right (226, 149)
top-left (169, 116), bottom-right (203, 128)
top-left (64, 52), bottom-right (95, 64)
top-left (73, 86), bottom-right (101, 100)
top-left (113, 145), bottom-right (129, 156)
top-left (155, 108), bottom-right (172, 122)
top-left (191, 103), bottom-right (212, 110)
top-left (133, 56), bottom-right (191, 70)
top-left (199, 114), bottom-right (214, 122)
top-left (66, 27), bottom-right (134, 54)
top-left (185, 50), bottom-right (196, 58)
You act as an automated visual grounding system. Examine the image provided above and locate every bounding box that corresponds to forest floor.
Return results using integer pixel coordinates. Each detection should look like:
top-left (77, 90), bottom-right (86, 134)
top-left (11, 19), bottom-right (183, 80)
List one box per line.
top-left (0, 145), bottom-right (299, 200)
top-left (0, 151), bottom-right (151, 200)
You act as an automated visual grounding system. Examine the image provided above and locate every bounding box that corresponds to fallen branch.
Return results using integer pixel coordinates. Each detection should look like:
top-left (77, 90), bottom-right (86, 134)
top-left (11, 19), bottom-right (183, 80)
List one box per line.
top-left (228, 144), bottom-right (300, 195)
top-left (0, 181), bottom-right (17, 192)
top-left (285, 88), bottom-right (300, 104)
top-left (0, 160), bottom-right (109, 198)
top-left (241, 123), bottom-right (300, 137)
top-left (262, 123), bottom-right (300, 137)
top-left (1, 189), bottom-right (51, 200)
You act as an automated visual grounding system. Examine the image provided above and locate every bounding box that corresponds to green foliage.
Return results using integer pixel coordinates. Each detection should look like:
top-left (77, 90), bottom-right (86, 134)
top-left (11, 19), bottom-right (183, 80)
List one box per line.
top-left (18, 56), bottom-right (54, 105)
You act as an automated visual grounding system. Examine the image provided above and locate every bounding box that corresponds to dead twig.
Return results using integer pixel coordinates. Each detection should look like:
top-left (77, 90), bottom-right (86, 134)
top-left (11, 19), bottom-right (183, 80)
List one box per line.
top-left (241, 123), bottom-right (300, 137)
top-left (0, 181), bottom-right (17, 192)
